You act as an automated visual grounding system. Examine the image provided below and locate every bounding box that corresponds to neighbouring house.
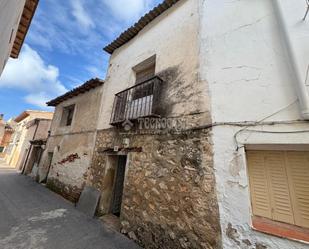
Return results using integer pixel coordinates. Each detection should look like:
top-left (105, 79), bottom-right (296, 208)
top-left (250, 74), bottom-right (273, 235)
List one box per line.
top-left (37, 79), bottom-right (104, 202)
top-left (20, 118), bottom-right (53, 177)
top-left (0, 0), bottom-right (39, 75)
top-left (0, 118), bottom-right (15, 158)
top-left (2, 118), bottom-right (17, 160)
top-left (201, 0), bottom-right (309, 248)
top-left (5, 110), bottom-right (53, 169)
top-left (0, 114), bottom-right (5, 153)
top-left (0, 125), bottom-right (14, 157)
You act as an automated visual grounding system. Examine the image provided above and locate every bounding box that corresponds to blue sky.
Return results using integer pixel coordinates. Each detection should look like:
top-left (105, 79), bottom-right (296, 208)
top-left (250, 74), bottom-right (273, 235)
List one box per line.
top-left (0, 0), bottom-right (162, 120)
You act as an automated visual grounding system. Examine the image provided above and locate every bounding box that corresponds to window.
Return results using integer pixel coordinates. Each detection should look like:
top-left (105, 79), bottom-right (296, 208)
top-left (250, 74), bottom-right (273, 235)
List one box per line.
top-left (247, 150), bottom-right (309, 239)
top-left (60, 105), bottom-right (75, 126)
top-left (132, 56), bottom-right (156, 100)
top-left (135, 62), bottom-right (155, 84)
top-left (0, 147), bottom-right (4, 153)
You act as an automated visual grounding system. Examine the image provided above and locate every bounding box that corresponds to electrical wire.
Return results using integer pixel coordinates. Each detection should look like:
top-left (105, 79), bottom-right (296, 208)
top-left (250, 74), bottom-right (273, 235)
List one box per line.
top-left (238, 129), bottom-right (309, 134)
top-left (233, 100), bottom-right (298, 150)
top-left (152, 100), bottom-right (308, 151)
top-left (234, 128), bottom-right (309, 150)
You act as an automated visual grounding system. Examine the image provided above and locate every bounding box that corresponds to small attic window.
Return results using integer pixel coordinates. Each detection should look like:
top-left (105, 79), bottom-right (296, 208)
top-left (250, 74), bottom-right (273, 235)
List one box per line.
top-left (60, 105), bottom-right (75, 126)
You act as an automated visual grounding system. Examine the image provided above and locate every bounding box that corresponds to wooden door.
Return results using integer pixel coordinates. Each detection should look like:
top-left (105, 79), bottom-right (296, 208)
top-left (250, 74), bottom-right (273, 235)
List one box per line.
top-left (111, 156), bottom-right (127, 216)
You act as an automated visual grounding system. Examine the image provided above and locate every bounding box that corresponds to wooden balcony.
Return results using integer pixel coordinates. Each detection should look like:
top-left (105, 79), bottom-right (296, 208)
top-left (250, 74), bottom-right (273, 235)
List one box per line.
top-left (110, 76), bottom-right (163, 125)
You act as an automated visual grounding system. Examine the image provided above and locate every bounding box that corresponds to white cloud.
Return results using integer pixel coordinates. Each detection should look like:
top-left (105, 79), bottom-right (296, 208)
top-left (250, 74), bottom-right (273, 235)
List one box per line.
top-left (102, 0), bottom-right (154, 22)
top-left (26, 0), bottom-right (160, 56)
top-left (0, 44), bottom-right (67, 108)
top-left (12, 0), bottom-right (160, 111)
top-left (24, 92), bottom-right (53, 108)
top-left (71, 0), bottom-right (95, 29)
top-left (86, 65), bottom-right (104, 78)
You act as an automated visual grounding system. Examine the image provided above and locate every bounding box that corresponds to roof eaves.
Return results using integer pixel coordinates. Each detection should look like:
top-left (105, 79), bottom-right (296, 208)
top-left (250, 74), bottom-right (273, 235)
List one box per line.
top-left (10, 0), bottom-right (39, 58)
top-left (46, 78), bottom-right (104, 107)
top-left (103, 0), bottom-right (180, 54)
top-left (14, 111), bottom-right (30, 123)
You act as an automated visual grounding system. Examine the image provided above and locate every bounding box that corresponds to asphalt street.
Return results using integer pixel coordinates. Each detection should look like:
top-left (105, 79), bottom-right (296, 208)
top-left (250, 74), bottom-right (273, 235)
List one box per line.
top-left (0, 160), bottom-right (141, 249)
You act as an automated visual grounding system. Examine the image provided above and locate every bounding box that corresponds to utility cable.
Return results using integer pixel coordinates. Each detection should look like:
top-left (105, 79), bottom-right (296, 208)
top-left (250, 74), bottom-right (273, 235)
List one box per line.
top-left (233, 100), bottom-right (298, 150)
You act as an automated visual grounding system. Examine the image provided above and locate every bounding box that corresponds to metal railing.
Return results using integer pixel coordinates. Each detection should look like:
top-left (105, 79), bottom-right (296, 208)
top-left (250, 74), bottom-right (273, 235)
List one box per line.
top-left (110, 76), bottom-right (163, 124)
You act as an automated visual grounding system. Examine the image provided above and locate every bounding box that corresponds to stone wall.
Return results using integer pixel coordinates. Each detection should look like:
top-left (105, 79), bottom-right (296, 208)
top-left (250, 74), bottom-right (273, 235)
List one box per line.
top-left (88, 123), bottom-right (222, 249)
top-left (46, 177), bottom-right (83, 203)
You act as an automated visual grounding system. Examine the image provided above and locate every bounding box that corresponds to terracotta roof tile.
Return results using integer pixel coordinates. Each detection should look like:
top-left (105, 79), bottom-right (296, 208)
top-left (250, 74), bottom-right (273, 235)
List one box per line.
top-left (103, 0), bottom-right (180, 54)
top-left (46, 78), bottom-right (104, 107)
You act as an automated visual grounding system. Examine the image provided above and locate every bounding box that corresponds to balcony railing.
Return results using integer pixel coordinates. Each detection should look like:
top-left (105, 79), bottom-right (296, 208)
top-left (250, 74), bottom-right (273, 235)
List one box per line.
top-left (110, 76), bottom-right (163, 124)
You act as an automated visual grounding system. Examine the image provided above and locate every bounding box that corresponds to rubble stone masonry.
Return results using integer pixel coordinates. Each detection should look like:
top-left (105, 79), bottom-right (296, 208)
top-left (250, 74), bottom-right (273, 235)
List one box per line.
top-left (88, 121), bottom-right (222, 249)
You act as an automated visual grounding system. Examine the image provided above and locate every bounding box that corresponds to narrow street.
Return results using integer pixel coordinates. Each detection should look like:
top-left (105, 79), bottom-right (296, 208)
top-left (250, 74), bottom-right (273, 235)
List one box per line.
top-left (0, 160), bottom-right (141, 249)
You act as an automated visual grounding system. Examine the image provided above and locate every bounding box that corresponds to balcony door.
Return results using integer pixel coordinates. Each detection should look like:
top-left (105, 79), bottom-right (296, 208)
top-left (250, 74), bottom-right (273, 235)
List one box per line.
top-left (128, 57), bottom-right (156, 119)
top-left (111, 56), bottom-right (156, 123)
top-left (135, 64), bottom-right (155, 84)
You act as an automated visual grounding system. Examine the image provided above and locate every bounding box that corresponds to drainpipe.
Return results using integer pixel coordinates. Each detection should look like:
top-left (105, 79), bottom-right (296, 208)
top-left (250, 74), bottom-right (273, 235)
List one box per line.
top-left (272, 0), bottom-right (309, 120)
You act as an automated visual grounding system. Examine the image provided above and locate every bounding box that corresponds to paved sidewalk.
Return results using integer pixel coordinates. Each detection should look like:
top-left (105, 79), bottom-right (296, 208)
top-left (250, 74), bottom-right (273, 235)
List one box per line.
top-left (0, 165), bottom-right (141, 249)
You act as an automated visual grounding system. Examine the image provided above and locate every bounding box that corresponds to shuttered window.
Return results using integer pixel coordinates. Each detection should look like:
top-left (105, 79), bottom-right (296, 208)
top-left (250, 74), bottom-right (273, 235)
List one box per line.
top-left (247, 150), bottom-right (309, 228)
top-left (286, 152), bottom-right (309, 228)
top-left (247, 151), bottom-right (272, 219)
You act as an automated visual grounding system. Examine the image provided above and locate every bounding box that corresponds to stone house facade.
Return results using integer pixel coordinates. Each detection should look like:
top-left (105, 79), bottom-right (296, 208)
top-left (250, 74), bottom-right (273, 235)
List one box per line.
top-left (88, 0), bottom-right (309, 248)
top-left (86, 1), bottom-right (221, 249)
top-left (38, 79), bottom-right (104, 202)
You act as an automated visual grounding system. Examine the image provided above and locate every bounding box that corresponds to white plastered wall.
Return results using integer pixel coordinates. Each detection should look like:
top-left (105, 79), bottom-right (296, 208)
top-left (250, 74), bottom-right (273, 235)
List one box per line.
top-left (200, 0), bottom-right (309, 248)
top-left (97, 0), bottom-right (204, 130)
top-left (0, 0), bottom-right (25, 75)
top-left (43, 86), bottom-right (103, 189)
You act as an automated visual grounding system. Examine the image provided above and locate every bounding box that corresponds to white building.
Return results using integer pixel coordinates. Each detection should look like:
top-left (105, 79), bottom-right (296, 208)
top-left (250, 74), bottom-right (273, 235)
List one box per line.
top-left (202, 0), bottom-right (309, 248)
top-left (0, 0), bottom-right (38, 75)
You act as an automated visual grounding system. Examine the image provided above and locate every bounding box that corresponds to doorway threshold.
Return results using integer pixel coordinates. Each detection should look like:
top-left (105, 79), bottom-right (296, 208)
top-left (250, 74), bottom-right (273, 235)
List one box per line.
top-left (99, 214), bottom-right (121, 232)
